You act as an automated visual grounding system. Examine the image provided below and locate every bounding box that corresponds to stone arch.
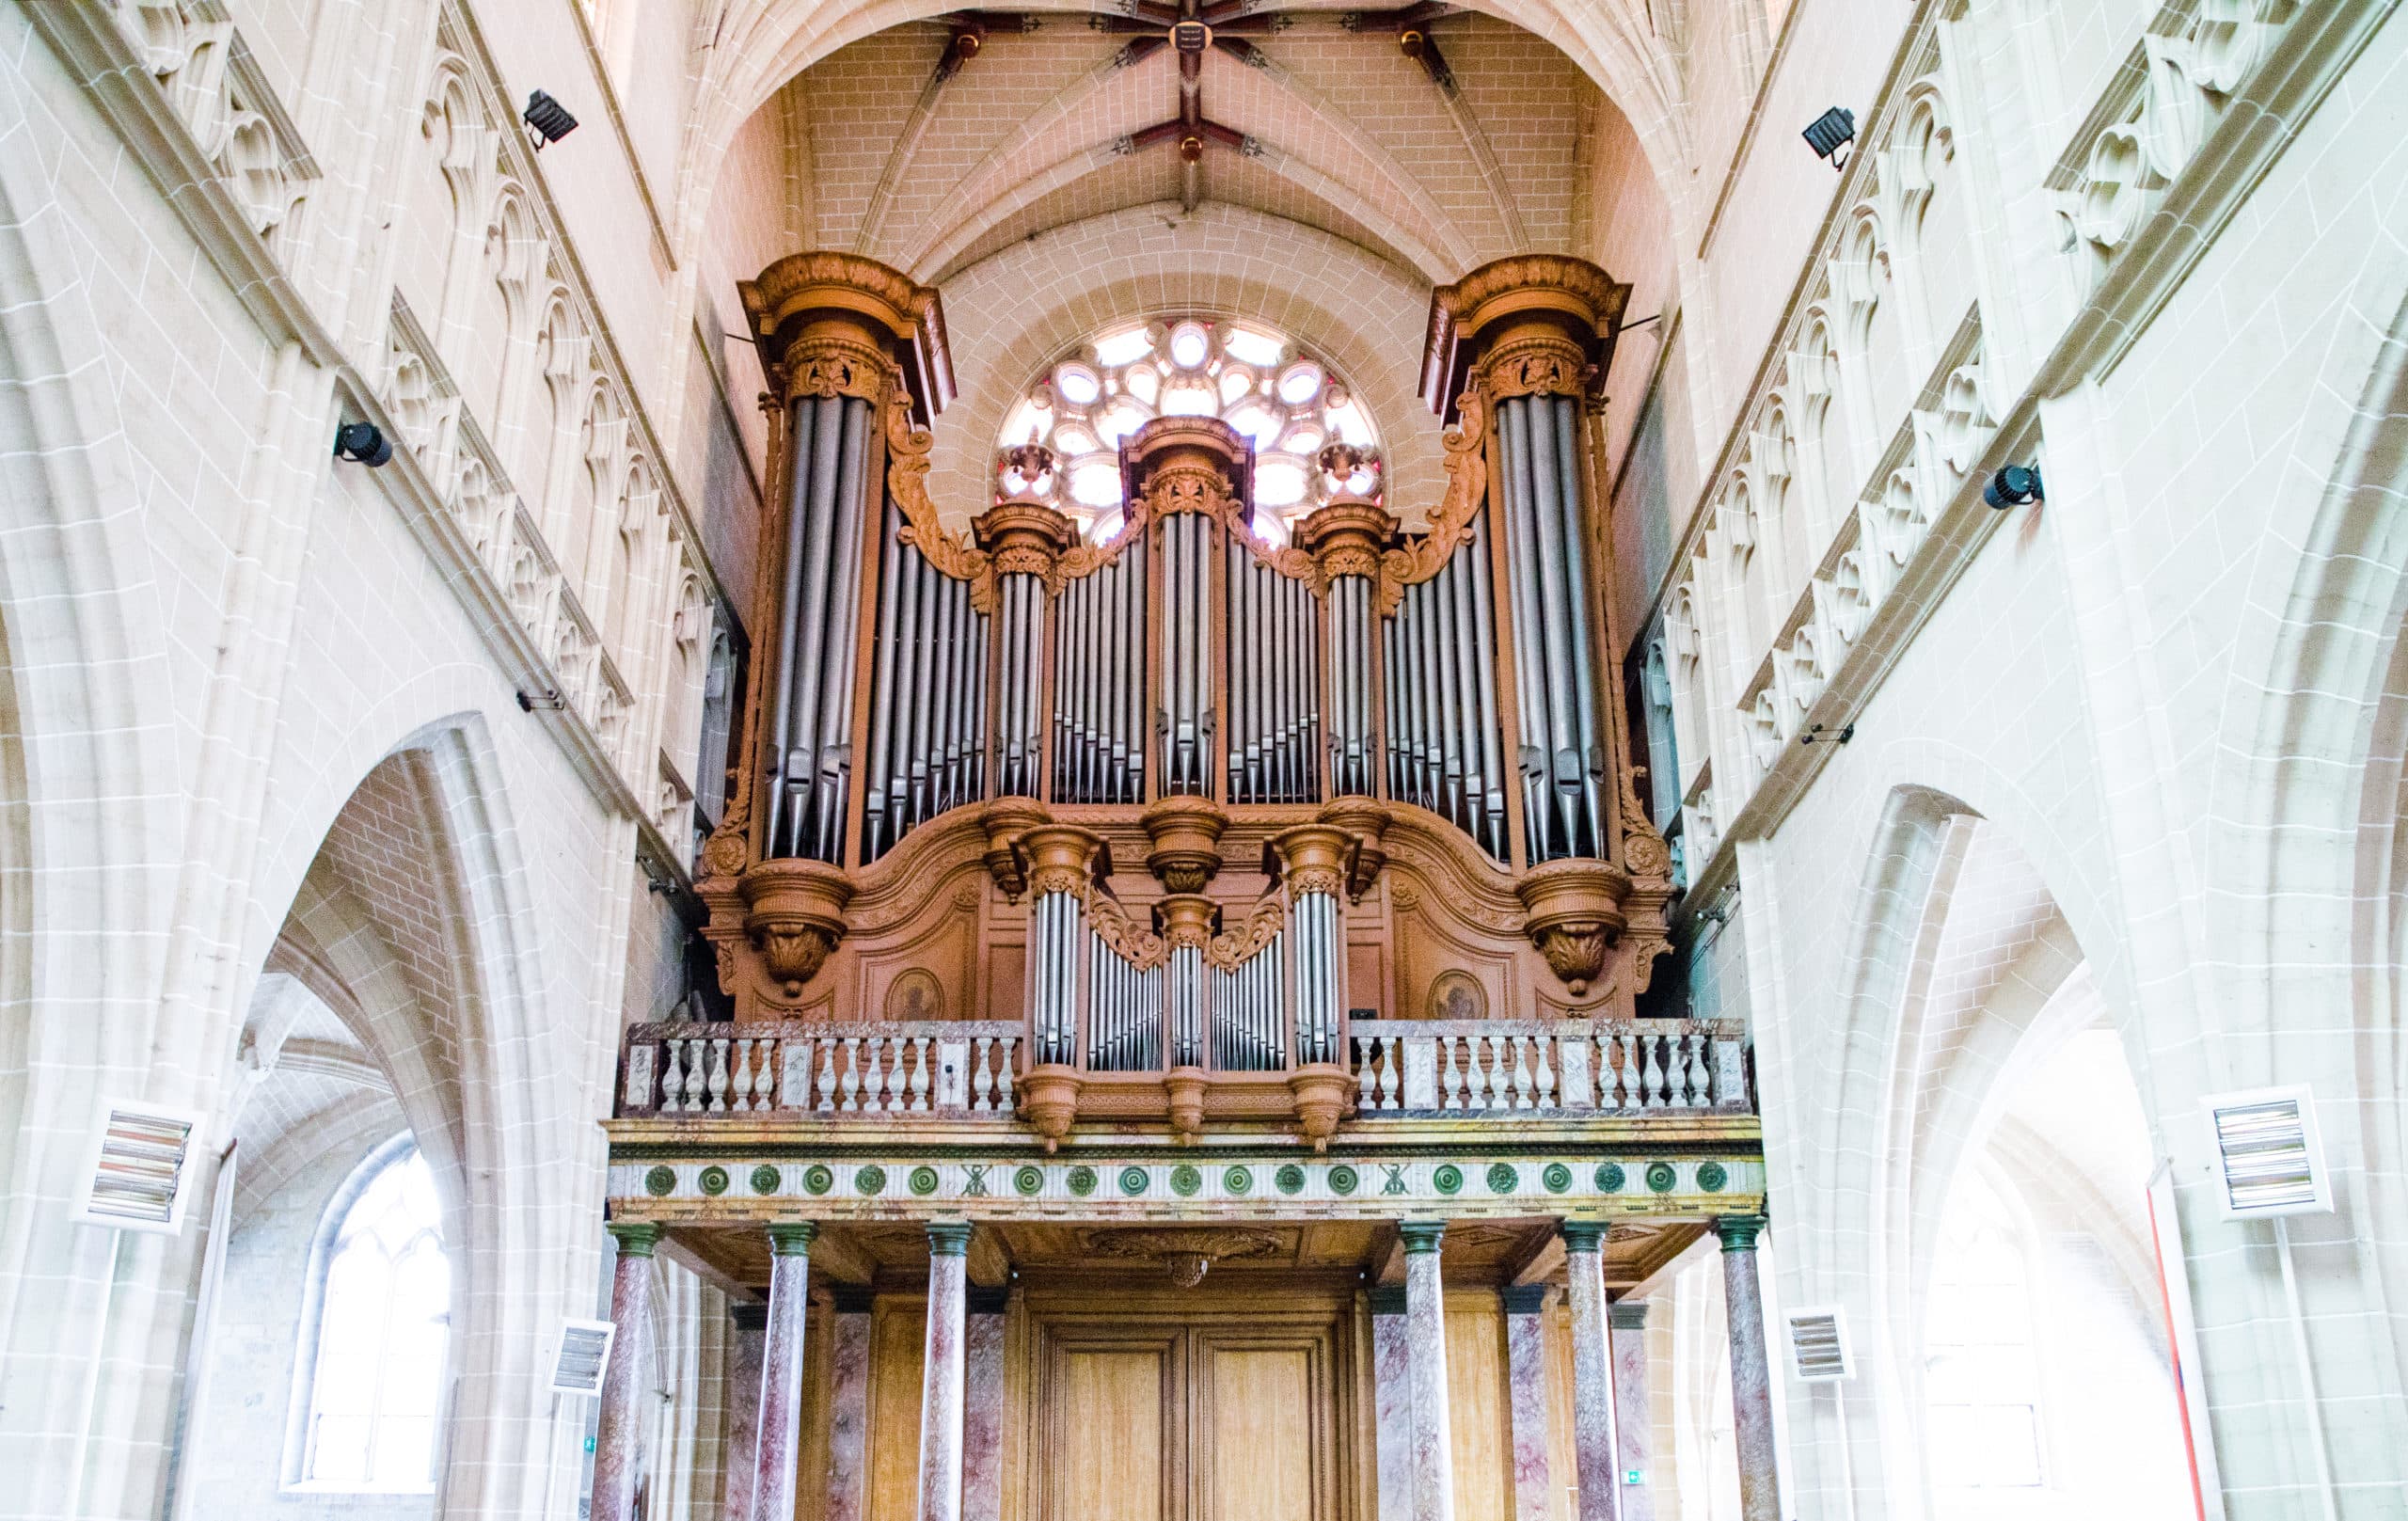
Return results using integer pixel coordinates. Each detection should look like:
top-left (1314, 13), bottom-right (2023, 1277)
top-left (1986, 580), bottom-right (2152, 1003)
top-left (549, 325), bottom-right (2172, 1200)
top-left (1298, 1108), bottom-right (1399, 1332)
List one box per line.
top-left (928, 202), bottom-right (1446, 523)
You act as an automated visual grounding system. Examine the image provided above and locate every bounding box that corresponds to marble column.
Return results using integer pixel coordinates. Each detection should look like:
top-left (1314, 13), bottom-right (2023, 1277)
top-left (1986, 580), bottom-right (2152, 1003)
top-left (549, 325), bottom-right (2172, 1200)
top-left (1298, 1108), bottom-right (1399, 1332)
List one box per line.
top-left (1717, 1215), bottom-right (1781, 1521)
top-left (594, 1223), bottom-right (661, 1521)
top-left (1369, 1288), bottom-right (1413, 1521)
top-left (823, 1289), bottom-right (875, 1521)
top-left (961, 1288), bottom-right (1010, 1521)
top-left (1401, 1220), bottom-right (1456, 1521)
top-left (1501, 1286), bottom-right (1556, 1521)
top-left (754, 1222), bottom-right (818, 1521)
top-left (1560, 1222), bottom-right (1620, 1521)
top-left (917, 1221), bottom-right (973, 1521)
top-left (722, 1303), bottom-right (768, 1521)
top-left (1608, 1302), bottom-right (1654, 1521)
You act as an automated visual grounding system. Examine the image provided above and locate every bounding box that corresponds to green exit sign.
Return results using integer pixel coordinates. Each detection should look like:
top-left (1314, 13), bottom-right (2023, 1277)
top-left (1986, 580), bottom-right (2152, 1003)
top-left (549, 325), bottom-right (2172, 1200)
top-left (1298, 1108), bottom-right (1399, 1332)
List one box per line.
top-left (1624, 1470), bottom-right (1646, 1485)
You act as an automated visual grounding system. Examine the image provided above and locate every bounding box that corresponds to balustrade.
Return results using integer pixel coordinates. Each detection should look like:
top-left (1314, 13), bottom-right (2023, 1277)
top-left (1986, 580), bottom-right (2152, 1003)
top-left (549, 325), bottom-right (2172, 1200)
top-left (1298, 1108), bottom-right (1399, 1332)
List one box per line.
top-left (1348, 1020), bottom-right (1749, 1116)
top-left (618, 1021), bottom-right (1021, 1119)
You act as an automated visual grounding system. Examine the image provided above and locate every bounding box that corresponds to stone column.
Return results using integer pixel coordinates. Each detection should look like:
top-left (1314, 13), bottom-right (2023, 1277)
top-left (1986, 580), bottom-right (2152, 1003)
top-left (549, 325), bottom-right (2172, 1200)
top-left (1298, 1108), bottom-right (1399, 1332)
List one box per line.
top-left (594, 1223), bottom-right (661, 1521)
top-left (753, 1222), bottom-right (818, 1521)
top-left (1401, 1220), bottom-right (1456, 1521)
top-left (1369, 1288), bottom-right (1414, 1521)
top-left (1717, 1215), bottom-right (1781, 1521)
top-left (1608, 1302), bottom-right (1654, 1521)
top-left (1500, 1286), bottom-right (1555, 1521)
top-left (823, 1289), bottom-right (875, 1521)
top-left (1560, 1222), bottom-right (1620, 1521)
top-left (961, 1289), bottom-right (1010, 1521)
top-left (722, 1303), bottom-right (768, 1521)
top-left (917, 1221), bottom-right (973, 1521)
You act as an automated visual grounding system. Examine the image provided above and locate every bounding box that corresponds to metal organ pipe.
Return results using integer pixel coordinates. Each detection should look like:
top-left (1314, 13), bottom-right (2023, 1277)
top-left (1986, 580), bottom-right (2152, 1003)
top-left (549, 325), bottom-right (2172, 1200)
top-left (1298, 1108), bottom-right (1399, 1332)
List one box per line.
top-left (1495, 392), bottom-right (1608, 862)
top-left (765, 395), bottom-right (876, 863)
top-left (859, 513), bottom-right (991, 860)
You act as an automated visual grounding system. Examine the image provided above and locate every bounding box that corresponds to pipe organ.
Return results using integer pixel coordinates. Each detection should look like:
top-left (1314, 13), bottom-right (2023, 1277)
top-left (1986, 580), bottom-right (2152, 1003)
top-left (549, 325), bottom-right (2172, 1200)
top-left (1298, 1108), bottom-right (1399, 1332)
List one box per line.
top-left (698, 251), bottom-right (1678, 1148)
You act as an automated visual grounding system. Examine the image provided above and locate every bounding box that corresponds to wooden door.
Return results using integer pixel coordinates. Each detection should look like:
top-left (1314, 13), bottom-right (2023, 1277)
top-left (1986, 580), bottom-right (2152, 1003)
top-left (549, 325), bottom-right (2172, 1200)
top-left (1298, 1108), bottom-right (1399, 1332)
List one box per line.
top-left (1031, 1311), bottom-right (1347, 1521)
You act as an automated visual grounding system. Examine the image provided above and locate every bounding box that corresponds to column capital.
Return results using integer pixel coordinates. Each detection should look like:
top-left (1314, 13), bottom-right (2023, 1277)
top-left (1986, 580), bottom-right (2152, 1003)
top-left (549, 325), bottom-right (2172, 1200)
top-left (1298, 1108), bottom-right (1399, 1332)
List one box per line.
top-left (1398, 1218), bottom-right (1448, 1255)
top-left (607, 1221), bottom-right (662, 1257)
top-left (1367, 1285), bottom-right (1407, 1317)
top-left (1714, 1213), bottom-right (1768, 1253)
top-left (739, 250), bottom-right (953, 415)
top-left (1560, 1218), bottom-right (1608, 1255)
top-left (927, 1219), bottom-right (974, 1257)
top-left (1501, 1284), bottom-right (1552, 1315)
top-left (768, 1220), bottom-right (820, 1257)
top-left (1270, 823), bottom-right (1354, 900)
top-left (1608, 1301), bottom-right (1649, 1332)
top-left (730, 1301), bottom-right (769, 1331)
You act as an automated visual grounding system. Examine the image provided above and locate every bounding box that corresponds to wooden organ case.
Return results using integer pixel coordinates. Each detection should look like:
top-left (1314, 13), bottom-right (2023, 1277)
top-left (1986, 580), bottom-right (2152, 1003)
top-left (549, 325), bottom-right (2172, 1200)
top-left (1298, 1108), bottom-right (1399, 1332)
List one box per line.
top-left (693, 251), bottom-right (1678, 1149)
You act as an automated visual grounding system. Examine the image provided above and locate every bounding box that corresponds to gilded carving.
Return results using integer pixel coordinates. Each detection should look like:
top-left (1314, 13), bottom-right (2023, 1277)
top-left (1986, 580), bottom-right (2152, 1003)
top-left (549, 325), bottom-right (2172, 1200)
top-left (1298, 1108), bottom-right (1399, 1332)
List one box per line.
top-left (1285, 865), bottom-right (1345, 899)
top-left (1376, 381), bottom-right (1489, 617)
top-left (1088, 892), bottom-right (1168, 972)
top-left (1478, 330), bottom-right (1592, 401)
top-left (1205, 893), bottom-right (1285, 971)
top-left (884, 379), bottom-right (997, 607)
top-left (784, 337), bottom-right (891, 403)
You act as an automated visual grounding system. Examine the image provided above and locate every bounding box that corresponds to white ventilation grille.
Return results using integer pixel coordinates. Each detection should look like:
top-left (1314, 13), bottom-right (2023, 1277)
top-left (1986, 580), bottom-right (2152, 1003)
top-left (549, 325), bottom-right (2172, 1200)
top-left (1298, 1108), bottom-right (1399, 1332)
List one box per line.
top-left (548, 1319), bottom-right (617, 1396)
top-left (1784, 1307), bottom-right (1854, 1383)
top-left (71, 1100), bottom-right (204, 1233)
top-left (2204, 1085), bottom-right (2331, 1219)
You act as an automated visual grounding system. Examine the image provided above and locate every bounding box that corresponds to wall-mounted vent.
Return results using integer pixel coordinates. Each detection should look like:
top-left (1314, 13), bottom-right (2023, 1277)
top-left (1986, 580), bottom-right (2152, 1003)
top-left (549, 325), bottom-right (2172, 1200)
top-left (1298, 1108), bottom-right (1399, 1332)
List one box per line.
top-left (71, 1100), bottom-right (204, 1233)
top-left (1784, 1306), bottom-right (1853, 1383)
top-left (2204, 1085), bottom-right (2332, 1219)
top-left (548, 1319), bottom-right (617, 1396)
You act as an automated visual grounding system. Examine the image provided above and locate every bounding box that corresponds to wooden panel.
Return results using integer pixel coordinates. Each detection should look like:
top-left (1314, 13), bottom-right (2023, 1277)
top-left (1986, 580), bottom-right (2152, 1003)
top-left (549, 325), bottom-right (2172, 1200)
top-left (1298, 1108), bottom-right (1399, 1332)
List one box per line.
top-left (1202, 1347), bottom-right (1317, 1521)
top-left (1544, 1305), bottom-right (1576, 1521)
top-left (1049, 1347), bottom-right (1173, 1521)
top-left (1445, 1292), bottom-right (1514, 1521)
top-left (867, 1299), bottom-right (927, 1521)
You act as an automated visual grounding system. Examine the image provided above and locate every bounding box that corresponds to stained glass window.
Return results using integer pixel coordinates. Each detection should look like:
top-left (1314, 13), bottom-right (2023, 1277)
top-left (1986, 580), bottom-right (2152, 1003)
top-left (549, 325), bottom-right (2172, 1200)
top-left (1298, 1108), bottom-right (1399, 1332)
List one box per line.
top-left (995, 317), bottom-right (1381, 543)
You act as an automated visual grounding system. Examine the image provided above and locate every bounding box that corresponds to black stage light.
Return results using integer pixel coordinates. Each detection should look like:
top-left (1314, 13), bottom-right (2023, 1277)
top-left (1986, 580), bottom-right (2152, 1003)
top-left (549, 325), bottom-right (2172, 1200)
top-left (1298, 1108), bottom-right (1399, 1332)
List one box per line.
top-left (1983, 464), bottom-right (2043, 510)
top-left (524, 89), bottom-right (578, 149)
top-left (1802, 106), bottom-right (1855, 169)
top-left (333, 420), bottom-right (392, 467)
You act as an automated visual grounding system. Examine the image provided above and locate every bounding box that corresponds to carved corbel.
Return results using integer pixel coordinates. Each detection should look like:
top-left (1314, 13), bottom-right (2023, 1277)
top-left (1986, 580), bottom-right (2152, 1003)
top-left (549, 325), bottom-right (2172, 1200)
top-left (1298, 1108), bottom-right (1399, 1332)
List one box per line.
top-left (1317, 799), bottom-right (1390, 899)
top-left (1140, 795), bottom-right (1229, 893)
top-left (1515, 857), bottom-right (1631, 1001)
top-left (738, 859), bottom-right (855, 999)
top-left (978, 798), bottom-right (1051, 900)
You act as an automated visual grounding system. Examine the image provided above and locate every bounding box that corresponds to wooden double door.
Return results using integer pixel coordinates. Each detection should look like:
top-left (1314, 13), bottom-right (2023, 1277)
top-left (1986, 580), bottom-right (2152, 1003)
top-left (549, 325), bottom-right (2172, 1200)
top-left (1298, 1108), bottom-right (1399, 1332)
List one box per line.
top-left (1030, 1299), bottom-right (1356, 1521)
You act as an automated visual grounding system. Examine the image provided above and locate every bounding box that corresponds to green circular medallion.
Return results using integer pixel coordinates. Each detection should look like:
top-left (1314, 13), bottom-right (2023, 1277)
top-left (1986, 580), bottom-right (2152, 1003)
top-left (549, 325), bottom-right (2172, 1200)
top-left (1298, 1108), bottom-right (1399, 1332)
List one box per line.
top-left (1697, 1161), bottom-right (1729, 1194)
top-left (1596, 1163), bottom-right (1626, 1193)
top-left (698, 1165), bottom-right (730, 1196)
top-left (802, 1164), bottom-right (834, 1196)
top-left (1645, 1161), bottom-right (1678, 1195)
top-left (1118, 1165), bottom-right (1149, 1196)
top-left (1329, 1165), bottom-right (1360, 1196)
top-left (1486, 1163), bottom-right (1519, 1195)
top-left (909, 1165), bottom-right (942, 1196)
top-left (1542, 1163), bottom-right (1573, 1194)
top-left (1223, 1165), bottom-right (1254, 1195)
top-left (1433, 1164), bottom-right (1464, 1195)
top-left (1170, 1165), bottom-right (1202, 1196)
top-left (856, 1165), bottom-right (889, 1196)
top-left (750, 1165), bottom-right (782, 1196)
top-left (643, 1165), bottom-right (677, 1196)
top-left (1068, 1165), bottom-right (1099, 1196)
top-left (1014, 1165), bottom-right (1046, 1196)
top-left (1275, 1164), bottom-right (1307, 1196)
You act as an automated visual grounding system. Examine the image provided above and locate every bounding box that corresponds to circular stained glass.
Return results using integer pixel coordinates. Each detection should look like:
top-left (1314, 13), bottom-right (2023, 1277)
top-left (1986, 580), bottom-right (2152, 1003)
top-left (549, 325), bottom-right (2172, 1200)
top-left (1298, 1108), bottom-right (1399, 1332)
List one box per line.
top-left (995, 317), bottom-right (1382, 542)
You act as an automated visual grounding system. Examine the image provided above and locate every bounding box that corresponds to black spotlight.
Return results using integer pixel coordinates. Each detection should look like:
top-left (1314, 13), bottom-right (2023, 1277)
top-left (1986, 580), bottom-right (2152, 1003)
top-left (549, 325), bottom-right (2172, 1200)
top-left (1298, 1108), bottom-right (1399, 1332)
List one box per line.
top-left (1983, 464), bottom-right (2044, 510)
top-left (333, 420), bottom-right (392, 467)
top-left (1802, 106), bottom-right (1856, 169)
top-left (523, 89), bottom-right (578, 149)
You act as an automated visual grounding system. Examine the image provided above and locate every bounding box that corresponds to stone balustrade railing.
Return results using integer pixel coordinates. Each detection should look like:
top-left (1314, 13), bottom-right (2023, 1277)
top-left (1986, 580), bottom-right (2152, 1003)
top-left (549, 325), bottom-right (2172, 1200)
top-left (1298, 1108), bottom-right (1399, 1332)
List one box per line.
top-left (1348, 1020), bottom-right (1750, 1116)
top-left (619, 1022), bottom-right (1022, 1119)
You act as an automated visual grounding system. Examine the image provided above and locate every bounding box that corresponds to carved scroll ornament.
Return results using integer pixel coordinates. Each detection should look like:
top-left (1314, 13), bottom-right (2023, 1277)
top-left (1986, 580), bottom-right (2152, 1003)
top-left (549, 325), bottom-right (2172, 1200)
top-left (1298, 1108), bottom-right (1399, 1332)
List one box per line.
top-left (1088, 891), bottom-right (1168, 972)
top-left (1204, 892), bottom-right (1285, 972)
top-left (1375, 380), bottom-right (1489, 617)
top-left (883, 378), bottom-right (998, 610)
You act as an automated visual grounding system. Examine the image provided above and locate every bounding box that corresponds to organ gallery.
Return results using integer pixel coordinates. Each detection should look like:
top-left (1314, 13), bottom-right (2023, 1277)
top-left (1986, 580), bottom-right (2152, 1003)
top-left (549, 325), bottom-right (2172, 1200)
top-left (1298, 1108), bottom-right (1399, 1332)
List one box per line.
top-left (597, 250), bottom-right (1765, 1521)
